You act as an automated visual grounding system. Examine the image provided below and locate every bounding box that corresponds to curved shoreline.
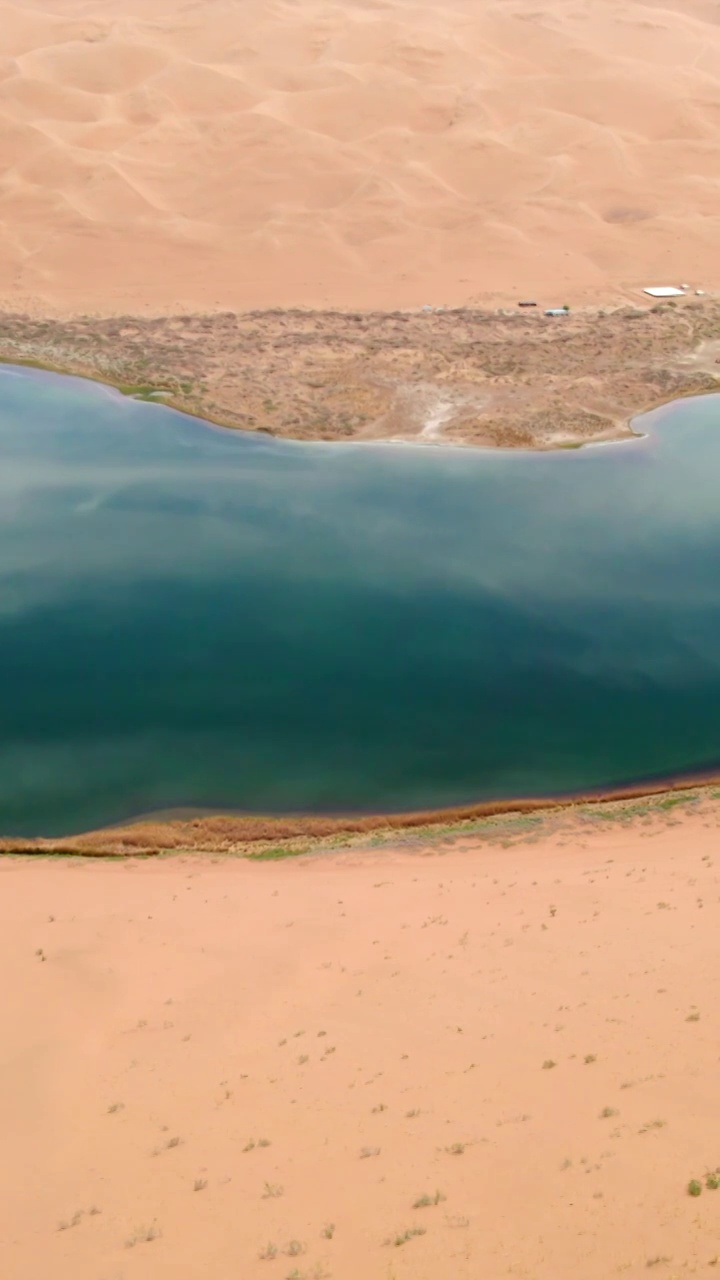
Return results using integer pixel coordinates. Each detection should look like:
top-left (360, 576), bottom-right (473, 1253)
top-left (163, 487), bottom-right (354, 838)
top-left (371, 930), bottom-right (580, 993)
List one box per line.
top-left (1, 349), bottom-right (699, 453)
top-left (2, 299), bottom-right (720, 450)
top-left (0, 354), bottom-right (223, 431)
top-left (3, 768), bottom-right (719, 856)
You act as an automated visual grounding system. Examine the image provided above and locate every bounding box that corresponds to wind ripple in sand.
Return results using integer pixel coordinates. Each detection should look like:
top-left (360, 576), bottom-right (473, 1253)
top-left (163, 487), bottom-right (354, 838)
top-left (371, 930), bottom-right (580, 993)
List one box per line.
top-left (1, 0), bottom-right (720, 312)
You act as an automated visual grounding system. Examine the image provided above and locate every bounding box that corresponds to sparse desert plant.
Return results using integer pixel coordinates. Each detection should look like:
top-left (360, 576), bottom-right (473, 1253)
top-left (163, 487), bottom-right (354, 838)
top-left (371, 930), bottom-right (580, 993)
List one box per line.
top-left (686, 1011), bottom-right (701, 1022)
top-left (57, 1210), bottom-right (83, 1232)
top-left (599, 1107), bottom-right (618, 1119)
top-left (584, 1054), bottom-right (597, 1065)
top-left (285, 1240), bottom-right (305, 1257)
top-left (688, 1179), bottom-right (703, 1197)
top-left (243, 1140), bottom-right (256, 1153)
top-left (125, 1221), bottom-right (161, 1248)
top-left (405, 1109), bottom-right (421, 1118)
top-left (706, 1171), bottom-right (720, 1190)
top-left (413, 1190), bottom-right (445, 1208)
top-left (107, 1102), bottom-right (124, 1114)
top-left (193, 1178), bottom-right (207, 1192)
top-left (371, 1102), bottom-right (387, 1113)
top-left (388, 1226), bottom-right (427, 1247)
top-left (259, 1242), bottom-right (278, 1261)
top-left (258, 1138), bottom-right (272, 1148)
top-left (542, 1060), bottom-right (557, 1070)
top-left (262, 1182), bottom-right (284, 1199)
top-left (321, 1222), bottom-right (335, 1239)
top-left (165, 1136), bottom-right (181, 1150)
top-left (359, 1146), bottom-right (381, 1159)
top-left (446, 1141), bottom-right (465, 1155)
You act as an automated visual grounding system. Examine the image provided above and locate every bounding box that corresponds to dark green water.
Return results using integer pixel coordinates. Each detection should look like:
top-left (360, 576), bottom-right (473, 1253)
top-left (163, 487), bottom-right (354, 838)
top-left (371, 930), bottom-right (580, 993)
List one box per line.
top-left (2, 365), bottom-right (720, 837)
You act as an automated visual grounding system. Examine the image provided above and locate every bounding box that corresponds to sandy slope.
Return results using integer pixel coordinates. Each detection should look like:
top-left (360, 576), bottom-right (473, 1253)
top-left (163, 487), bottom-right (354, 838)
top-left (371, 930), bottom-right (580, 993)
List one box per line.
top-left (1, 0), bottom-right (720, 314)
top-left (3, 807), bottom-right (720, 1279)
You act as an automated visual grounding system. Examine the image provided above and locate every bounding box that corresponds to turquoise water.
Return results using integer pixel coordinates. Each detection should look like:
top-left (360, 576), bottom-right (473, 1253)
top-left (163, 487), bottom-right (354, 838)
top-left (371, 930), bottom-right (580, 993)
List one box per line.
top-left (1, 365), bottom-right (720, 837)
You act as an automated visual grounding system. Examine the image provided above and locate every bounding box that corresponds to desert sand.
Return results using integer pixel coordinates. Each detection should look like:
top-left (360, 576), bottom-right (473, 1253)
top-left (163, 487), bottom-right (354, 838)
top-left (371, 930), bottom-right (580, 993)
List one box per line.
top-left (2, 0), bottom-right (720, 316)
top-left (3, 798), bottom-right (720, 1280)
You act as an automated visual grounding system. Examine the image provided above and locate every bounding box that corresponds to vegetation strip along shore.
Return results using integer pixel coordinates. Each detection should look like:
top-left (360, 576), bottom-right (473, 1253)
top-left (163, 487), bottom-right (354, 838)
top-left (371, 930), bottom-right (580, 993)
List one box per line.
top-left (3, 780), bottom-right (720, 858)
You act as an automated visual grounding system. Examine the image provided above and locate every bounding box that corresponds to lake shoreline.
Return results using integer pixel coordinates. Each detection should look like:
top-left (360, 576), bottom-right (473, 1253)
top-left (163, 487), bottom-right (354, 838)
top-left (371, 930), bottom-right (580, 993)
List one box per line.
top-left (3, 773), bottom-right (719, 858)
top-left (2, 297), bottom-right (720, 450)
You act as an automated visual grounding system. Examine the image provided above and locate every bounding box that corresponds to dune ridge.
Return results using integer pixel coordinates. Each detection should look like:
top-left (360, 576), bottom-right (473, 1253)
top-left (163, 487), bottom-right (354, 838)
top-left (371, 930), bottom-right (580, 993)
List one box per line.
top-left (2, 0), bottom-right (720, 315)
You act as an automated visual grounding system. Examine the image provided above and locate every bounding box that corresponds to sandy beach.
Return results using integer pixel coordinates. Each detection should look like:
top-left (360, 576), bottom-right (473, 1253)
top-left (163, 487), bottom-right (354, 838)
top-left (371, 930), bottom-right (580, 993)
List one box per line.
top-left (2, 0), bottom-right (720, 316)
top-left (3, 797), bottom-right (720, 1279)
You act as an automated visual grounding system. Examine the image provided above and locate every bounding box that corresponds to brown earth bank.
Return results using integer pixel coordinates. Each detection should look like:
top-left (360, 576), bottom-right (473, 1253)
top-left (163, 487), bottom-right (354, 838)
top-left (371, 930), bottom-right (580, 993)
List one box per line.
top-left (3, 296), bottom-right (720, 448)
top-left (3, 793), bottom-right (720, 1280)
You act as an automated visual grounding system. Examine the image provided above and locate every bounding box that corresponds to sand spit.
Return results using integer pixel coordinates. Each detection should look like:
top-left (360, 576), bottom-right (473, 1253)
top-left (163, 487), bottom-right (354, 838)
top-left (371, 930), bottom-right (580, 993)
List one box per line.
top-left (3, 0), bottom-right (720, 314)
top-left (3, 795), bottom-right (720, 1280)
top-left (3, 298), bottom-right (720, 448)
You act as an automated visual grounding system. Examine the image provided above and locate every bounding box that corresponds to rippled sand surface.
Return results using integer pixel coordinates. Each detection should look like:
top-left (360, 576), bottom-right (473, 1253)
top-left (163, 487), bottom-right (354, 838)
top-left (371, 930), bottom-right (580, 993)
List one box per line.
top-left (2, 0), bottom-right (720, 313)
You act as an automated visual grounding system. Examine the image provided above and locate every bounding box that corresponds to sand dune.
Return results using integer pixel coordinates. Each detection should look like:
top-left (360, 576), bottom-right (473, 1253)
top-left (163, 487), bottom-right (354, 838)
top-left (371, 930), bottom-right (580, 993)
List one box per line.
top-left (1, 0), bottom-right (720, 313)
top-left (3, 803), bottom-right (720, 1279)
